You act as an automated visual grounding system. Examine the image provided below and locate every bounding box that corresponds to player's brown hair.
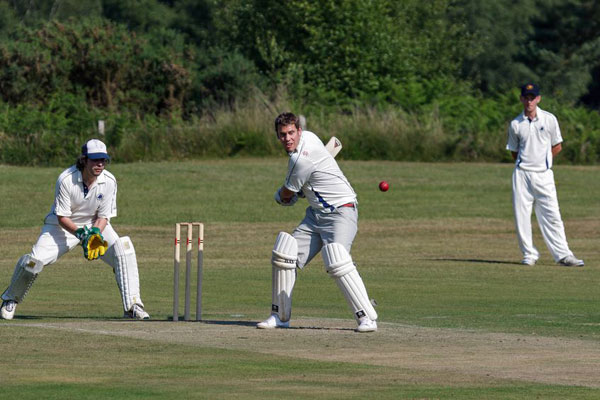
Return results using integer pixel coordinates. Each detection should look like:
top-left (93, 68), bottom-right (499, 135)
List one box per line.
top-left (75, 155), bottom-right (87, 171)
top-left (274, 112), bottom-right (299, 134)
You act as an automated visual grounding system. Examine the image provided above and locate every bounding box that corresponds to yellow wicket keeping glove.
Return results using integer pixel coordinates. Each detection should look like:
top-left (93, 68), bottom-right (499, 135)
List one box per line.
top-left (80, 227), bottom-right (108, 261)
top-left (86, 233), bottom-right (108, 260)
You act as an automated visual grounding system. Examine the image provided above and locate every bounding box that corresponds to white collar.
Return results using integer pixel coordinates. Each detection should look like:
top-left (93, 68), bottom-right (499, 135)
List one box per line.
top-left (76, 169), bottom-right (106, 186)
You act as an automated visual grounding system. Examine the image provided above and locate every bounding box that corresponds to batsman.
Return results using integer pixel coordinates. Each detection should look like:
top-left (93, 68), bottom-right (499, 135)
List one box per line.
top-left (257, 112), bottom-right (378, 332)
top-left (1, 139), bottom-right (149, 320)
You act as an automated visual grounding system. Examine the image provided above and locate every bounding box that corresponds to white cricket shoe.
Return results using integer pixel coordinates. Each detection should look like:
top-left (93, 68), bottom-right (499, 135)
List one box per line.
top-left (1, 300), bottom-right (17, 320)
top-left (257, 314), bottom-right (289, 329)
top-left (124, 304), bottom-right (150, 320)
top-left (559, 255), bottom-right (584, 267)
top-left (521, 257), bottom-right (537, 266)
top-left (357, 317), bottom-right (377, 333)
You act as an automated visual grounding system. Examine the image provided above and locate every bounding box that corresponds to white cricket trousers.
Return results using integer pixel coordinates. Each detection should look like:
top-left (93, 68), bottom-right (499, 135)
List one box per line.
top-left (292, 205), bottom-right (358, 269)
top-left (512, 167), bottom-right (573, 262)
top-left (32, 223), bottom-right (119, 265)
top-left (29, 222), bottom-right (143, 311)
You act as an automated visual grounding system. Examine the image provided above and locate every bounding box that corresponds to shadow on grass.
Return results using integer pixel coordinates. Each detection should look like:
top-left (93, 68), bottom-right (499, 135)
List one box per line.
top-left (5, 315), bottom-right (44, 320)
top-left (432, 258), bottom-right (521, 265)
top-left (5, 316), bottom-right (354, 331)
top-left (2, 315), bottom-right (129, 321)
top-left (289, 325), bottom-right (355, 331)
top-left (7, 315), bottom-right (149, 320)
top-left (166, 318), bottom-right (355, 331)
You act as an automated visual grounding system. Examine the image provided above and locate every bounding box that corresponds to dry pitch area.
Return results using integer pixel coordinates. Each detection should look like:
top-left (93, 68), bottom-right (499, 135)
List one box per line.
top-left (8, 317), bottom-right (600, 388)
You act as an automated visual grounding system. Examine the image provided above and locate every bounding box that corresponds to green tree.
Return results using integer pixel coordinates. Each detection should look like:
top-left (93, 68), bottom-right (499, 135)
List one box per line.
top-left (452, 0), bottom-right (600, 106)
top-left (449, 0), bottom-right (538, 93)
top-left (221, 0), bottom-right (471, 108)
top-left (523, 0), bottom-right (600, 104)
top-left (0, 0), bottom-right (102, 25)
top-left (168, 0), bottom-right (216, 47)
top-left (101, 0), bottom-right (175, 31)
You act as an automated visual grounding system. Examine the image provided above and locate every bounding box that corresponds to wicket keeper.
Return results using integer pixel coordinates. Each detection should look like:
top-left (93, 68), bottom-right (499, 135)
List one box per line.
top-left (257, 112), bottom-right (378, 332)
top-left (1, 139), bottom-right (150, 320)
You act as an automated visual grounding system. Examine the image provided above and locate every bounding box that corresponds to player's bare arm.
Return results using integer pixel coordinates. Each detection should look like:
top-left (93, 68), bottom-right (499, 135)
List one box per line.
top-left (511, 151), bottom-right (518, 161)
top-left (552, 143), bottom-right (562, 157)
top-left (58, 215), bottom-right (107, 235)
top-left (93, 217), bottom-right (108, 233)
top-left (57, 215), bottom-right (79, 235)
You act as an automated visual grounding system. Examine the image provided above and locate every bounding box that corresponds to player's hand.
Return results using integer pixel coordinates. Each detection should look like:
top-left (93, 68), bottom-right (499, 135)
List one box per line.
top-left (274, 188), bottom-right (298, 206)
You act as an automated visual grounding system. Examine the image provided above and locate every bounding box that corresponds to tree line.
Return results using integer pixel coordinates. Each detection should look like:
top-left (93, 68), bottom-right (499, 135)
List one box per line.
top-left (0, 0), bottom-right (599, 165)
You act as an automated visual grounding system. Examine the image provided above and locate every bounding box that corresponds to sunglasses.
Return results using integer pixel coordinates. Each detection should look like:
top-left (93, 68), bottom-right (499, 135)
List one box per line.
top-left (89, 158), bottom-right (109, 164)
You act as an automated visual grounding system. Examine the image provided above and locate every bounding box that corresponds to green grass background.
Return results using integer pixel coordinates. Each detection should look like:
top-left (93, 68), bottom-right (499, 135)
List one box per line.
top-left (1, 159), bottom-right (599, 399)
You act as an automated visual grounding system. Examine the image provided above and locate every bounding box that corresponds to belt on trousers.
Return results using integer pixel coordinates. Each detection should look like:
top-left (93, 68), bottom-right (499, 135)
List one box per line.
top-left (338, 203), bottom-right (355, 208)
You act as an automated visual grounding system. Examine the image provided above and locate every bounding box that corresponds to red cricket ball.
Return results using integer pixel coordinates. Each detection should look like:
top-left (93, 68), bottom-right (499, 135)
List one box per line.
top-left (378, 181), bottom-right (389, 192)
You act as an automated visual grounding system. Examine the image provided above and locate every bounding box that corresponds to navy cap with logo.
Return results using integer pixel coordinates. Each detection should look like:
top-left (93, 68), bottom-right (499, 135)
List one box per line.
top-left (81, 139), bottom-right (110, 160)
top-left (521, 83), bottom-right (540, 97)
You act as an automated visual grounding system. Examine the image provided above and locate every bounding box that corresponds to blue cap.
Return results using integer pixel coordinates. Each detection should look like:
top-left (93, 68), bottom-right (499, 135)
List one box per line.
top-left (521, 83), bottom-right (540, 97)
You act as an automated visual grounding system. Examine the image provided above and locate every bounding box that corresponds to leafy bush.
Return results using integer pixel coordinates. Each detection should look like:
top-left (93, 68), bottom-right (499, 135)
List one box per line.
top-left (2, 89), bottom-right (600, 166)
top-left (0, 92), bottom-right (99, 165)
top-left (0, 18), bottom-right (193, 115)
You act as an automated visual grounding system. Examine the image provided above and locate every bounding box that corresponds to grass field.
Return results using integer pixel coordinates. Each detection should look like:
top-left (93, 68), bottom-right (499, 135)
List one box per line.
top-left (1, 159), bottom-right (599, 399)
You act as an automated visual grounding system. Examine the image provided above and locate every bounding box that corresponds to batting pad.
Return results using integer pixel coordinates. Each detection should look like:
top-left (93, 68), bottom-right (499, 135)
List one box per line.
top-left (271, 232), bottom-right (298, 322)
top-left (103, 236), bottom-right (143, 312)
top-left (1, 254), bottom-right (44, 303)
top-left (322, 243), bottom-right (378, 321)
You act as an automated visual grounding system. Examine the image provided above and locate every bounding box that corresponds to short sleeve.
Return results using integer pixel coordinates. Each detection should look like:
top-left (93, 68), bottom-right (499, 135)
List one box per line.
top-left (54, 179), bottom-right (72, 217)
top-left (97, 180), bottom-right (117, 219)
top-left (506, 121), bottom-right (519, 152)
top-left (549, 114), bottom-right (563, 146)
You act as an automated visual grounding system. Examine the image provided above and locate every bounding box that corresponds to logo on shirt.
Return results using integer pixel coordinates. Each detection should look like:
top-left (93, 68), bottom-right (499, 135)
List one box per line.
top-left (302, 151), bottom-right (309, 157)
top-left (540, 126), bottom-right (544, 131)
top-left (97, 194), bottom-right (104, 200)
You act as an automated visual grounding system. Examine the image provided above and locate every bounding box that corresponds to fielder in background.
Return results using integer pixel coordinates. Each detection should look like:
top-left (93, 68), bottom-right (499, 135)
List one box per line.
top-left (257, 112), bottom-right (378, 332)
top-left (507, 83), bottom-right (584, 267)
top-left (0, 139), bottom-right (150, 320)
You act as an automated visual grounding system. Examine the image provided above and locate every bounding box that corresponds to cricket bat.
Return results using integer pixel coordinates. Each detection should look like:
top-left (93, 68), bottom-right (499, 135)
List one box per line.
top-left (325, 136), bottom-right (342, 158)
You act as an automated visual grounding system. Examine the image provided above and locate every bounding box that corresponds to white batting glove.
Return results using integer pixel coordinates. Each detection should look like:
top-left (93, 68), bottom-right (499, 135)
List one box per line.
top-left (274, 188), bottom-right (298, 206)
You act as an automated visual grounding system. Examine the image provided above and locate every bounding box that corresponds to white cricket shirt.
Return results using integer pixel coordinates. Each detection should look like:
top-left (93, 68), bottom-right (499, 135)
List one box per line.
top-left (284, 130), bottom-right (356, 212)
top-left (44, 166), bottom-right (117, 226)
top-left (506, 107), bottom-right (563, 172)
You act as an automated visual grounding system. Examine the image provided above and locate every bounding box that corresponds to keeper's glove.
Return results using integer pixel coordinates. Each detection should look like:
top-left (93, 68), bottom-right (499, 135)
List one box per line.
top-left (75, 226), bottom-right (90, 241)
top-left (79, 227), bottom-right (109, 261)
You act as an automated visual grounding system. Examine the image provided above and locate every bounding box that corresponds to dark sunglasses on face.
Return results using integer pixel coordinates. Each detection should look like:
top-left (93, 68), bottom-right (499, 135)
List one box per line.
top-left (89, 158), bottom-right (109, 164)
